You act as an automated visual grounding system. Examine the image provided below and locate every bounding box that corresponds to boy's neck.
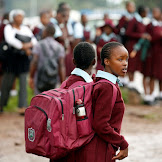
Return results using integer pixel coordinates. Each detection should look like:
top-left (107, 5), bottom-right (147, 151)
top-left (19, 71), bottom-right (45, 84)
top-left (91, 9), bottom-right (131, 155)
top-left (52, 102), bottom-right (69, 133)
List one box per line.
top-left (84, 69), bottom-right (91, 75)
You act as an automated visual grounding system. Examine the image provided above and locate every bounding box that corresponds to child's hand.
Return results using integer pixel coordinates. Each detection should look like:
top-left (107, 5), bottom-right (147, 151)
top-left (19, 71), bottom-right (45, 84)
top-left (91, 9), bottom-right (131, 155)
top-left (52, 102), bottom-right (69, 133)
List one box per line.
top-left (146, 34), bottom-right (152, 41)
top-left (25, 49), bottom-right (32, 56)
top-left (130, 50), bottom-right (137, 58)
top-left (112, 147), bottom-right (128, 160)
top-left (29, 77), bottom-right (34, 90)
top-left (142, 33), bottom-right (152, 41)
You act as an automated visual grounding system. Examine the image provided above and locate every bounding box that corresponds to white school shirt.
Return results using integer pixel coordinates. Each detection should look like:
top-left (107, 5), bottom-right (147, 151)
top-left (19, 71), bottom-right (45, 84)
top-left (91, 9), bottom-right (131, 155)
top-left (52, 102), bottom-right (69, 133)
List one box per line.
top-left (4, 24), bottom-right (37, 49)
top-left (71, 68), bottom-right (93, 83)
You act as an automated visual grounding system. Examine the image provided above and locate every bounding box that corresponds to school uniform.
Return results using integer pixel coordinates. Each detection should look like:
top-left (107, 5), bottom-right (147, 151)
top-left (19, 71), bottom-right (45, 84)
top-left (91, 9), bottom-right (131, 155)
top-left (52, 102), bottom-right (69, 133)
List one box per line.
top-left (141, 19), bottom-right (157, 77)
top-left (73, 70), bottom-right (128, 162)
top-left (50, 18), bottom-right (63, 38)
top-left (50, 68), bottom-right (93, 162)
top-left (116, 12), bottom-right (135, 45)
top-left (33, 23), bottom-right (46, 41)
top-left (96, 33), bottom-right (118, 70)
top-left (150, 20), bottom-right (162, 81)
top-left (125, 13), bottom-right (146, 73)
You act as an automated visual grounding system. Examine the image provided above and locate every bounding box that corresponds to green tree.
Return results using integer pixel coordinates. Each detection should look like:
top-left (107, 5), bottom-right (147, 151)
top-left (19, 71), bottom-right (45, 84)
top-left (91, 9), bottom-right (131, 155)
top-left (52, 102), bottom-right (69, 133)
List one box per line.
top-left (133, 0), bottom-right (162, 9)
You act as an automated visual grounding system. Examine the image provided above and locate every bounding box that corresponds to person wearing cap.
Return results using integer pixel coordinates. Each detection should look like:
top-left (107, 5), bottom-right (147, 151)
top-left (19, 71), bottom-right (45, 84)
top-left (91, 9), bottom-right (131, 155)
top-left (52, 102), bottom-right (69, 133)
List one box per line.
top-left (0, 9), bottom-right (37, 115)
top-left (96, 20), bottom-right (118, 71)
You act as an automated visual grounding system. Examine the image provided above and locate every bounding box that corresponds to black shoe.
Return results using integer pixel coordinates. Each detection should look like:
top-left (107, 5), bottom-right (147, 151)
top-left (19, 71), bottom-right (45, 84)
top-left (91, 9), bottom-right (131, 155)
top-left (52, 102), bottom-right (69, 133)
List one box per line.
top-left (155, 96), bottom-right (162, 101)
top-left (144, 100), bottom-right (156, 106)
top-left (0, 107), bottom-right (3, 114)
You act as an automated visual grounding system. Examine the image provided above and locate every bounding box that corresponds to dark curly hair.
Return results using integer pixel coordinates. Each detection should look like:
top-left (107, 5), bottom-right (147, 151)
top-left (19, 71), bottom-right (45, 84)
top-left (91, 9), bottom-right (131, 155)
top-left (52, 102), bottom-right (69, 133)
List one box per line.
top-left (101, 42), bottom-right (124, 67)
top-left (73, 42), bottom-right (95, 70)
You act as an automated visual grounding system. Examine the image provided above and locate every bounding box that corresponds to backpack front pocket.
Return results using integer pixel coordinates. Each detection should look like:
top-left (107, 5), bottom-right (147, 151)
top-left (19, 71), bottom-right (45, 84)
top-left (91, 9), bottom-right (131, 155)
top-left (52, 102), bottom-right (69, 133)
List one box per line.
top-left (77, 117), bottom-right (93, 137)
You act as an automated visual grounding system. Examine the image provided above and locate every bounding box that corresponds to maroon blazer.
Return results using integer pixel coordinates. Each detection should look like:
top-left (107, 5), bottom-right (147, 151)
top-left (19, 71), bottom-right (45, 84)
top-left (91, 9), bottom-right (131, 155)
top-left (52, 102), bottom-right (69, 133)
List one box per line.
top-left (116, 16), bottom-right (129, 34)
top-left (125, 17), bottom-right (146, 72)
top-left (151, 25), bottom-right (162, 80)
top-left (62, 74), bottom-right (85, 88)
top-left (141, 23), bottom-right (154, 77)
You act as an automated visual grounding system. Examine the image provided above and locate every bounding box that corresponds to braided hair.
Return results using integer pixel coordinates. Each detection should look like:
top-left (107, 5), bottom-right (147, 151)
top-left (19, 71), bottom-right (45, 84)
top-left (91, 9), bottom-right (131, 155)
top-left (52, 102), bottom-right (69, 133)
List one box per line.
top-left (101, 42), bottom-right (123, 67)
top-left (73, 42), bottom-right (95, 70)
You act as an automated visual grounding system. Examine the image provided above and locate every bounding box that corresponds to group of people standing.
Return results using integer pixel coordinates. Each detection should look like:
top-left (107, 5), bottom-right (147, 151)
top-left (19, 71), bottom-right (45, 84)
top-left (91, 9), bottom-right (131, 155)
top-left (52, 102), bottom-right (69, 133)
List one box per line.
top-left (116, 2), bottom-right (162, 105)
top-left (0, 1), bottom-right (162, 114)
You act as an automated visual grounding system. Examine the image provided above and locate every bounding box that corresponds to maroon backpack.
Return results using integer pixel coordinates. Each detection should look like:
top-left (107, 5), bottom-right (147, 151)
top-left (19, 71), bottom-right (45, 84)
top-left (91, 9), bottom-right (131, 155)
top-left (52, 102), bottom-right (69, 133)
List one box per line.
top-left (25, 79), bottom-right (117, 159)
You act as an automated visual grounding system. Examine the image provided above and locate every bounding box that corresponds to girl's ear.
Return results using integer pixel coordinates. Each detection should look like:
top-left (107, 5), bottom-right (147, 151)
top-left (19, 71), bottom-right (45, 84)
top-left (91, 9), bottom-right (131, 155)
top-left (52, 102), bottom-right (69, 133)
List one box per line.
top-left (104, 58), bottom-right (110, 66)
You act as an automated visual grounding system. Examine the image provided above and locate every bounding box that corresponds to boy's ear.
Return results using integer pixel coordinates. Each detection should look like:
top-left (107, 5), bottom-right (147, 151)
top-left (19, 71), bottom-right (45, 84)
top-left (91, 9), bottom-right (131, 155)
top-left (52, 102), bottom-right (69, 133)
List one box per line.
top-left (104, 58), bottom-right (110, 66)
top-left (92, 59), bottom-right (96, 66)
top-left (73, 58), bottom-right (76, 65)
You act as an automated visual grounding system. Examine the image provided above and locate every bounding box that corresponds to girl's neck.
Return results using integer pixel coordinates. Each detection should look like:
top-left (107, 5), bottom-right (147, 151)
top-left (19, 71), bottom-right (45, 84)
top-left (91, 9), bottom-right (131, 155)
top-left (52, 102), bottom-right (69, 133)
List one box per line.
top-left (104, 67), bottom-right (118, 77)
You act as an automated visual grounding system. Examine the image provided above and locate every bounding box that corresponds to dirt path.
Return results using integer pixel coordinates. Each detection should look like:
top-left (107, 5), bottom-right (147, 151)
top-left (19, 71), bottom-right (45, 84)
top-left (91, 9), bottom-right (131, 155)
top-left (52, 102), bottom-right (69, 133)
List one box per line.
top-left (0, 104), bottom-right (162, 162)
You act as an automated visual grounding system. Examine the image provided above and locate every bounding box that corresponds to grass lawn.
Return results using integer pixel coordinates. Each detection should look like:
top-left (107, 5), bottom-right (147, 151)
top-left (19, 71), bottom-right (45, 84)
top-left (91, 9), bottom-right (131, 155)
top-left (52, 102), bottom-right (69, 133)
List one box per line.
top-left (3, 79), bottom-right (34, 112)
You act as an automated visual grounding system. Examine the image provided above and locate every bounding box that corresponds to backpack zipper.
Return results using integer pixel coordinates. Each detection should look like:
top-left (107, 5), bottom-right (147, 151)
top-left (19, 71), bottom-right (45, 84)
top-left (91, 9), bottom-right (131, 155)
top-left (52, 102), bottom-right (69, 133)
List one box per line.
top-left (33, 105), bottom-right (48, 121)
top-left (41, 93), bottom-right (64, 120)
top-left (52, 90), bottom-right (64, 94)
top-left (83, 86), bottom-right (85, 103)
top-left (32, 105), bottom-right (52, 132)
top-left (72, 89), bottom-right (76, 114)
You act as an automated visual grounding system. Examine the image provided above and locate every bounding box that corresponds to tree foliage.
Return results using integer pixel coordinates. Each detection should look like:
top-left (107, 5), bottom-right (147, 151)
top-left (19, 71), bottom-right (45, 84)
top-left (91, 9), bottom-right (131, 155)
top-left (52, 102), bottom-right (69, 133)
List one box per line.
top-left (133, 0), bottom-right (162, 10)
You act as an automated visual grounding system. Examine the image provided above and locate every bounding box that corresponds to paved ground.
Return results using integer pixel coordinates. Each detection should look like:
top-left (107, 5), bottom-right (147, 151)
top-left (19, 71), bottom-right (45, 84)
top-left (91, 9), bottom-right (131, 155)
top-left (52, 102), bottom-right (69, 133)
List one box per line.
top-left (0, 103), bottom-right (162, 162)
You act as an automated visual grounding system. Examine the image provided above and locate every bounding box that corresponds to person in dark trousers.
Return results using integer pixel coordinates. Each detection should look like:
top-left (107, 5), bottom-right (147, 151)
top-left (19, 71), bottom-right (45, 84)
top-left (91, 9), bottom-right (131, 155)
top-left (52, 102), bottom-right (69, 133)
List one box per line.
top-left (29, 24), bottom-right (66, 94)
top-left (50, 42), bottom-right (96, 162)
top-left (0, 9), bottom-right (37, 114)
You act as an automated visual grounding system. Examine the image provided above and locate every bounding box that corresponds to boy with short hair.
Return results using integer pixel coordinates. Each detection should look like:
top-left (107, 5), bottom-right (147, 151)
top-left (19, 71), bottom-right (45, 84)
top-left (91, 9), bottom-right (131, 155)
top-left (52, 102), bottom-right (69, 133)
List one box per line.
top-left (50, 41), bottom-right (96, 162)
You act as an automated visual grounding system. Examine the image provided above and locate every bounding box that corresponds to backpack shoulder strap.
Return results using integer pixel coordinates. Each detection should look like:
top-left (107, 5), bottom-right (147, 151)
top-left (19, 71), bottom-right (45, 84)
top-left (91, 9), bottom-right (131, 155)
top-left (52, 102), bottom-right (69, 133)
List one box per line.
top-left (60, 80), bottom-right (90, 89)
top-left (95, 79), bottom-right (118, 108)
top-left (60, 80), bottom-right (68, 89)
top-left (39, 41), bottom-right (49, 58)
top-left (40, 39), bottom-right (58, 59)
top-left (68, 81), bottom-right (89, 89)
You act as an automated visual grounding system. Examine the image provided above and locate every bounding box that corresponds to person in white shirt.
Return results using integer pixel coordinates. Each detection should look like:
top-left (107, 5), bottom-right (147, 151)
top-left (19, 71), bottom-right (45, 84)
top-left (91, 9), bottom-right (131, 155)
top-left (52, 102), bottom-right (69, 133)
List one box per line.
top-left (0, 9), bottom-right (37, 115)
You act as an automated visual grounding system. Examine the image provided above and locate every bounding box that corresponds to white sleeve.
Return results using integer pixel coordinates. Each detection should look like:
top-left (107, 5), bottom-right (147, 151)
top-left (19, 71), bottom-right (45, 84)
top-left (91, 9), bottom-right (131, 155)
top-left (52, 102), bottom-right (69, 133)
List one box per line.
top-left (26, 27), bottom-right (38, 46)
top-left (73, 22), bottom-right (83, 39)
top-left (54, 24), bottom-right (63, 38)
top-left (4, 25), bottom-right (23, 49)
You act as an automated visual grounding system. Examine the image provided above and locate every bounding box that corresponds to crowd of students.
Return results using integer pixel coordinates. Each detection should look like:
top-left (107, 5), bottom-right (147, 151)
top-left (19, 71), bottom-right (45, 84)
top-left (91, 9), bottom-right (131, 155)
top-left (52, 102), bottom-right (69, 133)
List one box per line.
top-left (0, 1), bottom-right (162, 114)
